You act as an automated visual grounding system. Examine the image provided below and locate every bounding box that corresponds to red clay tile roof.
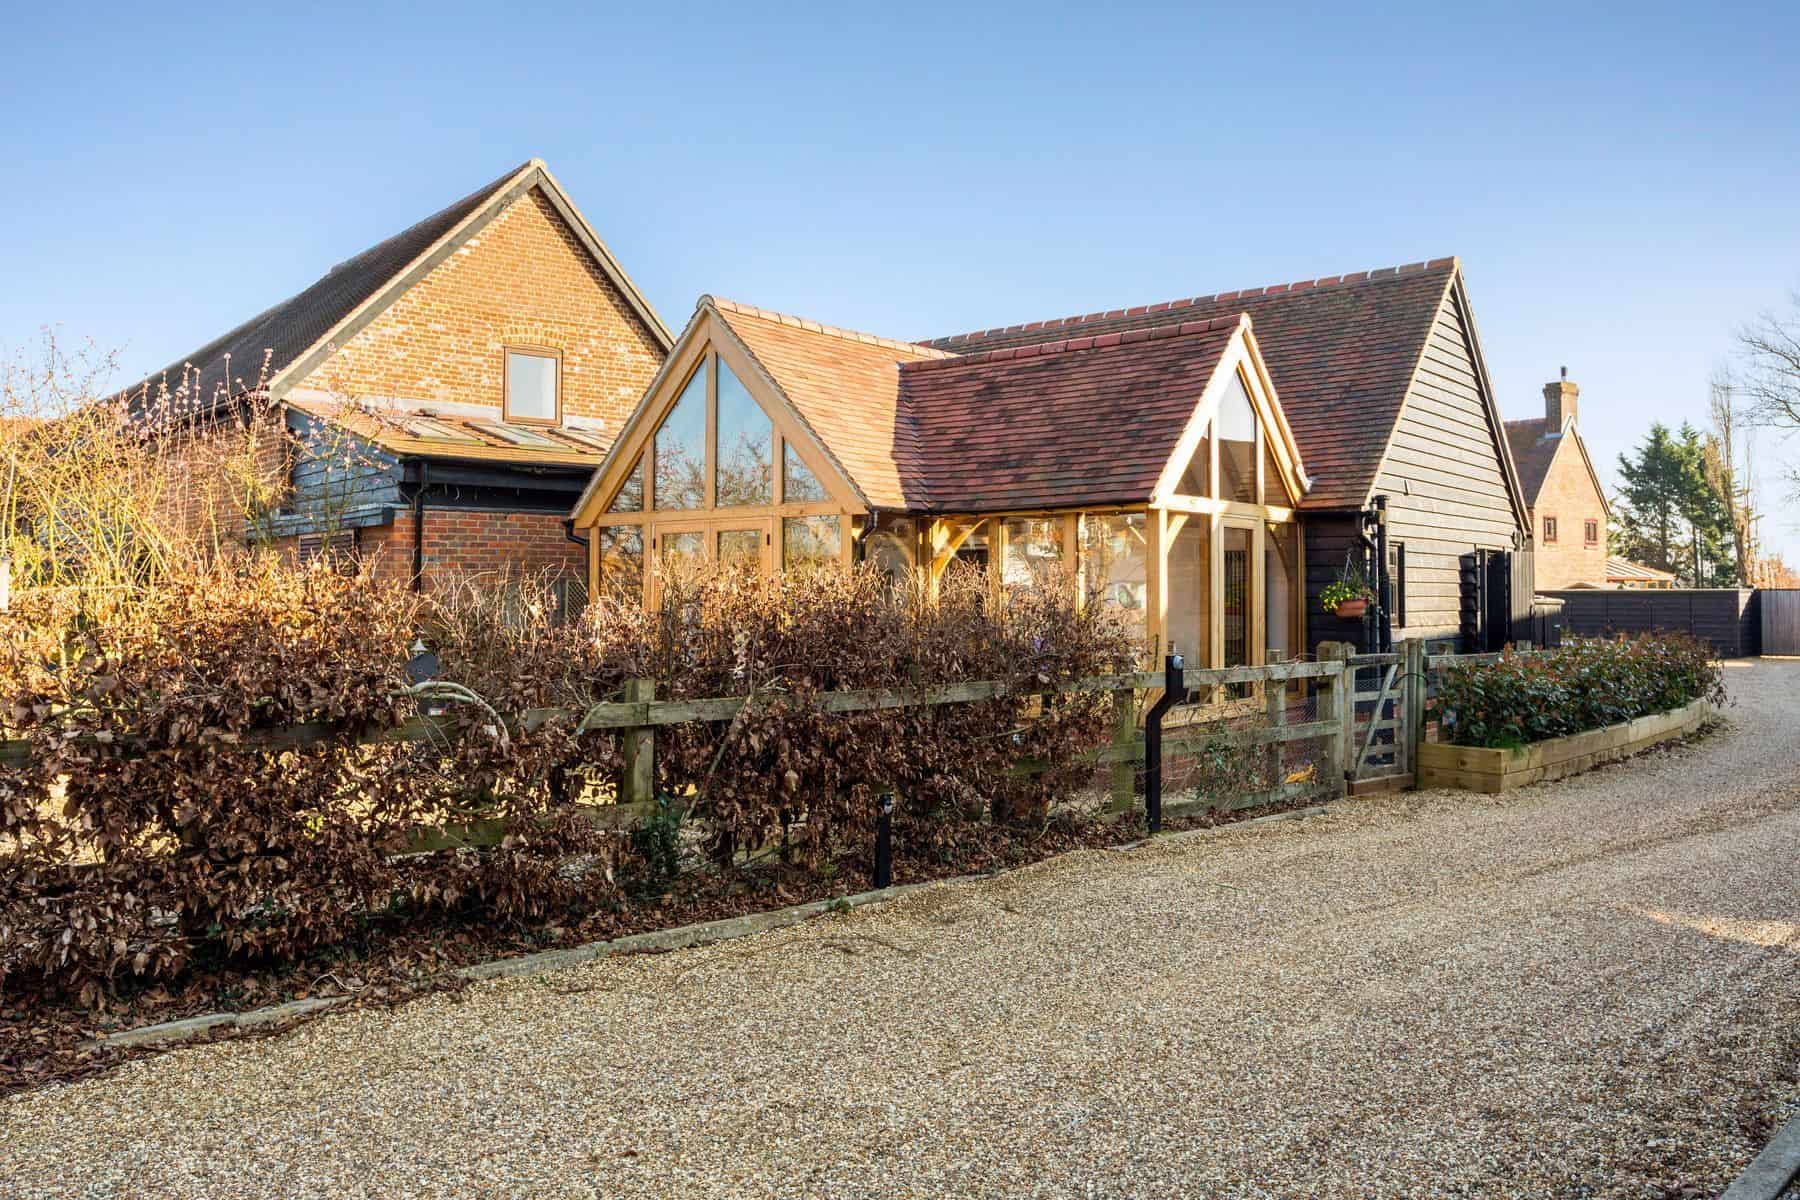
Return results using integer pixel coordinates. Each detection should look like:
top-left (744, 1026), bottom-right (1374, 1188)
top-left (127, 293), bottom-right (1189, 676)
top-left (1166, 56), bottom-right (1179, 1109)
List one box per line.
top-left (895, 317), bottom-right (1244, 513)
top-left (1504, 417), bottom-right (1561, 502)
top-left (925, 259), bottom-right (1461, 510)
top-left (709, 297), bottom-right (952, 509)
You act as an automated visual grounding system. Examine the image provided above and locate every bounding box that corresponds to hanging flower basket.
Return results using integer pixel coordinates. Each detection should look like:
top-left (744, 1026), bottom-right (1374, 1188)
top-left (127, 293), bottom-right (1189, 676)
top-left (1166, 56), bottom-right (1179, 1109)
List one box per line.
top-left (1334, 597), bottom-right (1368, 620)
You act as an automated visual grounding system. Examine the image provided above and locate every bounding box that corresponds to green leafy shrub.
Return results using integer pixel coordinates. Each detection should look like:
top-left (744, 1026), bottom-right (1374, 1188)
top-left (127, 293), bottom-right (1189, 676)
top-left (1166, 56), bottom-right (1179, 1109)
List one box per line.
top-left (1435, 634), bottom-right (1725, 749)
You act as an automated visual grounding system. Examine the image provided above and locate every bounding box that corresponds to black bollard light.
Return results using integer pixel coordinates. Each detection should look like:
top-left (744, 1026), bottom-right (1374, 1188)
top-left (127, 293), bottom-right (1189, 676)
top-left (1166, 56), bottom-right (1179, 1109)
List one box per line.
top-left (874, 790), bottom-right (894, 888)
top-left (1143, 650), bottom-right (1186, 835)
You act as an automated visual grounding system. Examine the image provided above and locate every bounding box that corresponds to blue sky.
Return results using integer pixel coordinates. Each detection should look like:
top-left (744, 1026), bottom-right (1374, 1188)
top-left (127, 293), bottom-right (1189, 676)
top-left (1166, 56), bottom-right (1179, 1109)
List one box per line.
top-left (4, 2), bottom-right (1798, 558)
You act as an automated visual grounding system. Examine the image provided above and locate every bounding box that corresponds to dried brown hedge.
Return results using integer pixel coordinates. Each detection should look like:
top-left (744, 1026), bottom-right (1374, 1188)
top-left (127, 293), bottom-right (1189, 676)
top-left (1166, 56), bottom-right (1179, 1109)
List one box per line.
top-left (0, 558), bottom-right (1135, 1004)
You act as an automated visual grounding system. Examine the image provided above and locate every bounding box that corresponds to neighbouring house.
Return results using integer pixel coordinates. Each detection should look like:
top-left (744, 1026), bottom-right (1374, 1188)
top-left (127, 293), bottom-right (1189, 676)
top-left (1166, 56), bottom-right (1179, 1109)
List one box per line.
top-left (1504, 369), bottom-right (1610, 590)
top-left (1602, 557), bottom-right (1677, 589)
top-left (570, 258), bottom-right (1536, 661)
top-left (121, 159), bottom-right (672, 593)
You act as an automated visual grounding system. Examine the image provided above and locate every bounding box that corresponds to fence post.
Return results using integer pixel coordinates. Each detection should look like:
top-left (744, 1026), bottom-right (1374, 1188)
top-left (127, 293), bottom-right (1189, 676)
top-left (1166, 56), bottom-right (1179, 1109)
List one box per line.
top-left (1317, 642), bottom-right (1350, 797)
top-left (620, 678), bottom-right (656, 808)
top-left (1108, 686), bottom-right (1137, 813)
top-left (1402, 638), bottom-right (1426, 780)
top-left (1264, 668), bottom-right (1286, 789)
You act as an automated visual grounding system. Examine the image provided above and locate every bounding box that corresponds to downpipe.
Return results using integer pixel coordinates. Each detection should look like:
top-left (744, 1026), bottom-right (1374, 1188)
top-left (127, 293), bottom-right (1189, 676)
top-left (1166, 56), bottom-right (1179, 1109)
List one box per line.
top-left (1143, 650), bottom-right (1187, 834)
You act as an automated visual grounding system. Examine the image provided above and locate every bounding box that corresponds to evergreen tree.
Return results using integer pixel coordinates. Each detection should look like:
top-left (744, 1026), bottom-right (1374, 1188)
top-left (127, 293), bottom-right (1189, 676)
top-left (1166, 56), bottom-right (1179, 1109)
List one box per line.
top-left (1612, 423), bottom-right (1738, 586)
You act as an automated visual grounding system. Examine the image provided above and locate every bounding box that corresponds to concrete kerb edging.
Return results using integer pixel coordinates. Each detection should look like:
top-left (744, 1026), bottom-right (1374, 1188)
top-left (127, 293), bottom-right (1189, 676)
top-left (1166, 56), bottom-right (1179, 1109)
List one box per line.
top-left (92, 802), bottom-right (1338, 1052)
top-left (1722, 1107), bottom-right (1800, 1200)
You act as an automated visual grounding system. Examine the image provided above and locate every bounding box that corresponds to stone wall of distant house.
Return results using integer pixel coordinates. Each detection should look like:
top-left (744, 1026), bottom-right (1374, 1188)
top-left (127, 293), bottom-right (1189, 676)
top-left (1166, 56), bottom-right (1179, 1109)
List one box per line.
top-left (291, 185), bottom-right (665, 435)
top-left (1531, 440), bottom-right (1607, 590)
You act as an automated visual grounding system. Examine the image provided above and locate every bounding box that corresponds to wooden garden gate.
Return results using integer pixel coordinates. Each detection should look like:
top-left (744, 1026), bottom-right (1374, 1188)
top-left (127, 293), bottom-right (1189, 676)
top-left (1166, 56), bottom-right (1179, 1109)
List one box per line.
top-left (1324, 641), bottom-right (1427, 792)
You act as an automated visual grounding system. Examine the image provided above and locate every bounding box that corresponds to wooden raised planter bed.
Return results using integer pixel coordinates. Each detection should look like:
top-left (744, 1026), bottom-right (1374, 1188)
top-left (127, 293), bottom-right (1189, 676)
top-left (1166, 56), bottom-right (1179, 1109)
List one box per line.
top-left (1416, 698), bottom-right (1713, 794)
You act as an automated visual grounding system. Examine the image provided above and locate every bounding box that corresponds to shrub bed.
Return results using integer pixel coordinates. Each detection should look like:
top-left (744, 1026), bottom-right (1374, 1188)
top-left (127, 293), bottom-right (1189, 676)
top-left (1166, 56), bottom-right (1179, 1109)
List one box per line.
top-left (1434, 633), bottom-right (1725, 750)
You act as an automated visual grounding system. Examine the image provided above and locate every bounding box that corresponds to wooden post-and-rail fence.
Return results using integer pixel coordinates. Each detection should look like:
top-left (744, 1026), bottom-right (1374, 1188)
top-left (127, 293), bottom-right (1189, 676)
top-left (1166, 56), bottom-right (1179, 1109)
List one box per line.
top-left (0, 659), bottom-right (1355, 830)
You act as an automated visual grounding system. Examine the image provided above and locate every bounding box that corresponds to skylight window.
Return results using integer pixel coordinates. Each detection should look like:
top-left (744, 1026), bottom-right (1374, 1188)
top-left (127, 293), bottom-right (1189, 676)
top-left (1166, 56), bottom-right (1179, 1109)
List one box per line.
top-left (470, 420), bottom-right (562, 449)
top-left (402, 416), bottom-right (482, 443)
top-left (505, 348), bottom-right (560, 424)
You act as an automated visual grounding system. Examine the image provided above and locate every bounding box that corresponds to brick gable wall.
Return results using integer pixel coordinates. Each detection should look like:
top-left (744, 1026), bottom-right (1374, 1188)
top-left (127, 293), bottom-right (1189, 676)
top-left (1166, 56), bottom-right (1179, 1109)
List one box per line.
top-left (289, 186), bottom-right (664, 434)
top-left (1529, 436), bottom-right (1608, 589)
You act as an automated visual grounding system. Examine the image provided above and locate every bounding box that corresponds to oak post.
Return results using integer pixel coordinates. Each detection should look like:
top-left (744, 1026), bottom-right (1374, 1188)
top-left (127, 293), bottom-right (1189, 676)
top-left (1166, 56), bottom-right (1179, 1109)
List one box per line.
top-left (621, 678), bottom-right (656, 808)
top-left (1402, 638), bottom-right (1427, 781)
top-left (1316, 641), bottom-right (1350, 797)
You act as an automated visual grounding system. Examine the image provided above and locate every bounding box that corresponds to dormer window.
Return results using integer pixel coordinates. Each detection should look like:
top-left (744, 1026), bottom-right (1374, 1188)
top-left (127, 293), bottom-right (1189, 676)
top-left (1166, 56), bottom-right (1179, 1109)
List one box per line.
top-left (505, 347), bottom-right (560, 424)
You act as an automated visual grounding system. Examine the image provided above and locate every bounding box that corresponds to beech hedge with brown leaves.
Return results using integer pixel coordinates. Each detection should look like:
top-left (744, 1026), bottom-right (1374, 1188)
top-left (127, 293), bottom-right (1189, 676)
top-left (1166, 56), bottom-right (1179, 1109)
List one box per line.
top-left (0, 559), bottom-right (1135, 1004)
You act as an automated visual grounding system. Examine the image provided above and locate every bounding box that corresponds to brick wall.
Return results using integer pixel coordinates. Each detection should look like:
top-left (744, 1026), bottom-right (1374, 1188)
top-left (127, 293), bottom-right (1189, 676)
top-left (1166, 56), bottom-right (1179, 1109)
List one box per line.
top-left (290, 185), bottom-right (665, 432)
top-left (152, 409), bottom-right (291, 554)
top-left (1531, 437), bottom-right (1608, 589)
top-left (355, 508), bottom-right (583, 590)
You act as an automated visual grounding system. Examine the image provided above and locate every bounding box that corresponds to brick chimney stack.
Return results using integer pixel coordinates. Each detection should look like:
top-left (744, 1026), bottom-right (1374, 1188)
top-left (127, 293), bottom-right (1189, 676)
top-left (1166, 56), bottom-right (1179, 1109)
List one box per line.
top-left (1544, 366), bottom-right (1578, 430)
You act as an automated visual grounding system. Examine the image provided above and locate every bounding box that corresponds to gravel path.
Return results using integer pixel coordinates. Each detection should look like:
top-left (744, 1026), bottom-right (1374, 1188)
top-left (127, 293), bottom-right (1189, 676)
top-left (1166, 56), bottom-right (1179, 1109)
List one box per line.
top-left (7, 660), bottom-right (1800, 1199)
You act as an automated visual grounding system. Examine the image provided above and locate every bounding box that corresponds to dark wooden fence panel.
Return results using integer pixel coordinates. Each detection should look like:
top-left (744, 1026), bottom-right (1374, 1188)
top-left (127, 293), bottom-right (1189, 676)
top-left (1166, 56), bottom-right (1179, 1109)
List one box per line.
top-left (1540, 588), bottom-right (1761, 657)
top-left (1763, 590), bottom-right (1800, 656)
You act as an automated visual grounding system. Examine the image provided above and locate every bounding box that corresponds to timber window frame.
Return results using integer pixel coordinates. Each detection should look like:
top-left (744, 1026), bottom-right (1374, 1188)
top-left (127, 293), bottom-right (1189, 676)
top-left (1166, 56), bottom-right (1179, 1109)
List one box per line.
top-left (1584, 519), bottom-right (1599, 545)
top-left (1543, 515), bottom-right (1558, 544)
top-left (503, 346), bottom-right (562, 425)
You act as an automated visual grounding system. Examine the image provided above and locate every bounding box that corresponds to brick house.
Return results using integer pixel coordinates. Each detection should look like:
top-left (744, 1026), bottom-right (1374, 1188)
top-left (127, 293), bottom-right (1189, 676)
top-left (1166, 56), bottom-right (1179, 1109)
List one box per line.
top-left (571, 259), bottom-right (1538, 658)
top-left (1504, 370), bottom-right (1610, 590)
top-left (122, 159), bottom-right (671, 591)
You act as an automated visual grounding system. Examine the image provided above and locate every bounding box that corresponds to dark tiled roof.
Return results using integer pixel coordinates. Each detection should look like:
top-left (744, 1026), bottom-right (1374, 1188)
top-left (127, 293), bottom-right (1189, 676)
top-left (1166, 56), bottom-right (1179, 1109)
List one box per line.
top-left (896, 317), bottom-right (1242, 513)
top-left (123, 161), bottom-right (535, 416)
top-left (1504, 417), bottom-right (1561, 502)
top-left (925, 259), bottom-right (1460, 509)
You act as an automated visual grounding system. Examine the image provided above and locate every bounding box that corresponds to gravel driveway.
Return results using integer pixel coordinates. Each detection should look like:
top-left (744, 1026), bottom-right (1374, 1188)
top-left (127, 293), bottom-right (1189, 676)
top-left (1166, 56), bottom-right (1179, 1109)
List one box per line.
top-left (6, 660), bottom-right (1800, 1199)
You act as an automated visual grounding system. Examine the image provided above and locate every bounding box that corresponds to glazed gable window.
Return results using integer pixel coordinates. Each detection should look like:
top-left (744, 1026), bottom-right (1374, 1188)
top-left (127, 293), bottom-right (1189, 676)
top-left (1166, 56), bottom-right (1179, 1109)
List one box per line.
top-left (505, 348), bottom-right (560, 423)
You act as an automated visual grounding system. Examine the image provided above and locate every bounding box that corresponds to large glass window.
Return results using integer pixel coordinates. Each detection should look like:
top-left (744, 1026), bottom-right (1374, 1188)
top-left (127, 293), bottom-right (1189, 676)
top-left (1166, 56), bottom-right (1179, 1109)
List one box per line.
top-left (1265, 522), bottom-right (1299, 662)
top-left (659, 529), bottom-right (706, 588)
top-left (783, 515), bottom-right (841, 570)
top-left (864, 526), bottom-right (915, 594)
top-left (1216, 374), bottom-right (1257, 504)
top-left (610, 461), bottom-right (644, 512)
top-left (1222, 523), bottom-right (1254, 668)
top-left (596, 527), bottom-right (643, 606)
top-left (1001, 517), bottom-right (1065, 591)
top-left (654, 366), bottom-right (707, 510)
top-left (783, 443), bottom-right (828, 502)
top-left (718, 527), bottom-right (765, 575)
top-left (1166, 519), bottom-right (1211, 667)
top-left (1081, 513), bottom-right (1146, 643)
top-left (714, 360), bottom-right (772, 506)
top-left (1261, 437), bottom-right (1287, 506)
top-left (505, 349), bottom-right (559, 423)
top-left (1178, 425), bottom-right (1212, 498)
